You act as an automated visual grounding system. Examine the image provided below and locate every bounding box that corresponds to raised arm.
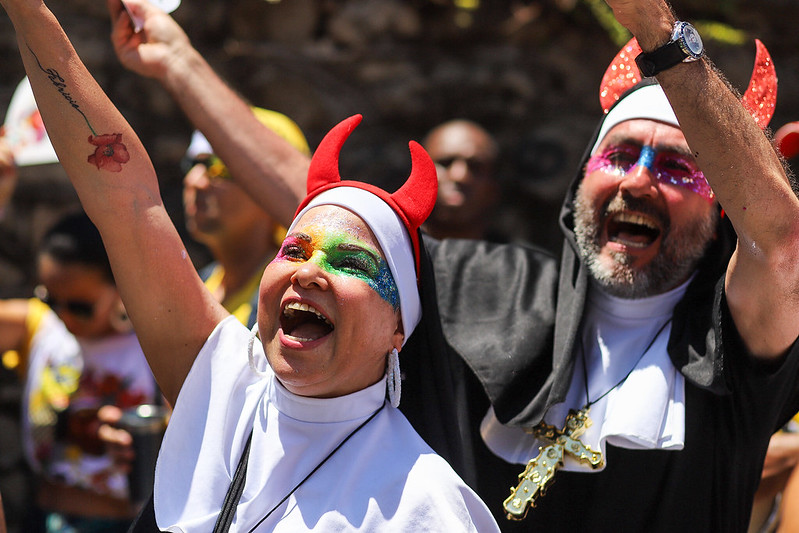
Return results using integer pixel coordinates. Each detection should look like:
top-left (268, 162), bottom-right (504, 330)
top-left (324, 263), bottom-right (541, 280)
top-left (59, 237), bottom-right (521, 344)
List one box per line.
top-left (108, 0), bottom-right (308, 227)
top-left (606, 0), bottom-right (799, 360)
top-left (1, 0), bottom-right (227, 404)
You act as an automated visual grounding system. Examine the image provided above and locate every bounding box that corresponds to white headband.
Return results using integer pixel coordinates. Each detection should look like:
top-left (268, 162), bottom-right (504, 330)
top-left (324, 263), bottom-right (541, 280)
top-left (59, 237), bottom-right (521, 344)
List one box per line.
top-left (288, 187), bottom-right (421, 346)
top-left (591, 84), bottom-right (680, 155)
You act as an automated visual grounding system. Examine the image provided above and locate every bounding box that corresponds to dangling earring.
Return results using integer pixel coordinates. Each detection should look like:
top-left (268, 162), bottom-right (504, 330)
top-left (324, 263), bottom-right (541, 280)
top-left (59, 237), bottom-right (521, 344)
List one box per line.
top-left (386, 348), bottom-right (401, 408)
top-left (247, 323), bottom-right (270, 378)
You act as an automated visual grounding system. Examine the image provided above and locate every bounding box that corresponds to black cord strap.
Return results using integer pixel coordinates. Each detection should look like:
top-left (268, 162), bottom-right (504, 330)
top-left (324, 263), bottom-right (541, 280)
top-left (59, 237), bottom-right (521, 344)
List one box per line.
top-left (212, 430), bottom-right (254, 533)
top-left (246, 402), bottom-right (386, 532)
top-left (580, 318), bottom-right (673, 408)
top-left (209, 401), bottom-right (386, 533)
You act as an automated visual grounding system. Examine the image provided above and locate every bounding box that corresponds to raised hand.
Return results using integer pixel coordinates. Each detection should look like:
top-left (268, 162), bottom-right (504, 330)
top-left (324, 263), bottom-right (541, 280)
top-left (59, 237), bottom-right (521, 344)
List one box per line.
top-left (108, 0), bottom-right (191, 81)
top-left (602, 0), bottom-right (674, 48)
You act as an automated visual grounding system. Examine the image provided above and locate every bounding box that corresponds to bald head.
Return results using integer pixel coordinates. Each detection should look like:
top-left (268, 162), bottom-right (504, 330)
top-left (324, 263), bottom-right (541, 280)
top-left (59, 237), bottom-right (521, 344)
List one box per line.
top-left (422, 120), bottom-right (499, 239)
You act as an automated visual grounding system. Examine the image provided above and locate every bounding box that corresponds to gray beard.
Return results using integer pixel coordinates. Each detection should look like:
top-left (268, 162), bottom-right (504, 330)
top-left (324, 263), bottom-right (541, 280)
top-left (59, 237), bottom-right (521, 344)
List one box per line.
top-left (573, 186), bottom-right (718, 299)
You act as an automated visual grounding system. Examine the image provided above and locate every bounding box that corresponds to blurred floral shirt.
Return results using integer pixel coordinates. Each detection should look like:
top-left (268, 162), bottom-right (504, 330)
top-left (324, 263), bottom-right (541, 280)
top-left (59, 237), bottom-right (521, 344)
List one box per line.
top-left (21, 298), bottom-right (157, 498)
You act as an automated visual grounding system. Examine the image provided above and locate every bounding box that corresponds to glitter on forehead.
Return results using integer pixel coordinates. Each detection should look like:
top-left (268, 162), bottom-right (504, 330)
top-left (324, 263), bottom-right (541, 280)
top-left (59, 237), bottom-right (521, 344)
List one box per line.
top-left (296, 207), bottom-right (373, 241)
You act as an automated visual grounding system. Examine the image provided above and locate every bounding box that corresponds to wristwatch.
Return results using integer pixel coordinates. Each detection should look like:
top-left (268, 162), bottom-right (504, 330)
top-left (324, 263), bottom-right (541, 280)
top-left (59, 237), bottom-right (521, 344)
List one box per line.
top-left (635, 21), bottom-right (704, 77)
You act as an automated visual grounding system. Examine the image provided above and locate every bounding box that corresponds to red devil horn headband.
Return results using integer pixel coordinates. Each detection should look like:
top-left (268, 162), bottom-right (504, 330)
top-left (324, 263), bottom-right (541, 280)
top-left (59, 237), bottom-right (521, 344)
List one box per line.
top-left (299, 114), bottom-right (438, 273)
top-left (741, 39), bottom-right (778, 128)
top-left (599, 39), bottom-right (644, 115)
top-left (599, 37), bottom-right (777, 129)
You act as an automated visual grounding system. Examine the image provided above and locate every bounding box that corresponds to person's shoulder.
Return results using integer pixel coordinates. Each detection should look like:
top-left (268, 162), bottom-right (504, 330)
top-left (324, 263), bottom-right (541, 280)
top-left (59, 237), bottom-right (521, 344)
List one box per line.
top-left (382, 407), bottom-right (479, 480)
top-left (425, 235), bottom-right (559, 296)
top-left (186, 315), bottom-right (252, 382)
top-left (207, 315), bottom-right (251, 349)
top-left (369, 408), bottom-right (500, 530)
top-left (424, 234), bottom-right (558, 267)
top-left (400, 450), bottom-right (500, 532)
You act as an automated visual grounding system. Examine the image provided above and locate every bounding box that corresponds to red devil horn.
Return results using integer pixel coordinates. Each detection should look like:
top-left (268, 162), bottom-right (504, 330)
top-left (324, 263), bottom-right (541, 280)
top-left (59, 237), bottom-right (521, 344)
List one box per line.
top-left (741, 39), bottom-right (777, 129)
top-left (390, 141), bottom-right (438, 232)
top-left (306, 114), bottom-right (363, 194)
top-left (599, 38), bottom-right (643, 114)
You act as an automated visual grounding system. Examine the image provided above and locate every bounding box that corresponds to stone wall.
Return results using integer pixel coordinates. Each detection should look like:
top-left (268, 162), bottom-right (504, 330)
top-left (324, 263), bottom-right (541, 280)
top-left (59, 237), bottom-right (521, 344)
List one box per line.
top-left (1, 0), bottom-right (797, 296)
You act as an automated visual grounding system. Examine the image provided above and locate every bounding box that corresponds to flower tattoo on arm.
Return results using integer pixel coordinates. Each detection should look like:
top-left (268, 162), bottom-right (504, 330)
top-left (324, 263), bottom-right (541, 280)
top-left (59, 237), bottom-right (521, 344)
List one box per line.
top-left (27, 46), bottom-right (130, 173)
top-left (87, 134), bottom-right (130, 172)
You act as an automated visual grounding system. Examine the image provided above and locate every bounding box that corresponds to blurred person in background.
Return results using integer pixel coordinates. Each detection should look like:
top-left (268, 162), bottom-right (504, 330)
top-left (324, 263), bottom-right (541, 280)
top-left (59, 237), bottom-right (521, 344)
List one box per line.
top-left (181, 107), bottom-right (310, 328)
top-left (0, 136), bottom-right (29, 533)
top-left (421, 119), bottom-right (502, 241)
top-left (0, 211), bottom-right (157, 532)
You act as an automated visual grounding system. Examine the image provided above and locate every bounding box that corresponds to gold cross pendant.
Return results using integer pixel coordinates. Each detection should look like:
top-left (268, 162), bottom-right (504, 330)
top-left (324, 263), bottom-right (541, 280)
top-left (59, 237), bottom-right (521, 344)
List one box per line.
top-left (502, 407), bottom-right (604, 520)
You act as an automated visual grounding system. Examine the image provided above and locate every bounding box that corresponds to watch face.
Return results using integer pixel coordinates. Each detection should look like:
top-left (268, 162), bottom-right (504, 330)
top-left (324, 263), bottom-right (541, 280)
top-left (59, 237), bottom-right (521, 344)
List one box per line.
top-left (681, 24), bottom-right (704, 58)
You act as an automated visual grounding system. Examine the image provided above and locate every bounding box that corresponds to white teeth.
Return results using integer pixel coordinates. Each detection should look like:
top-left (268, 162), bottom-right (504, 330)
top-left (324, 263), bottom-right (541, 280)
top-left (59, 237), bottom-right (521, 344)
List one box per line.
top-left (613, 212), bottom-right (657, 229)
top-left (283, 302), bottom-right (332, 326)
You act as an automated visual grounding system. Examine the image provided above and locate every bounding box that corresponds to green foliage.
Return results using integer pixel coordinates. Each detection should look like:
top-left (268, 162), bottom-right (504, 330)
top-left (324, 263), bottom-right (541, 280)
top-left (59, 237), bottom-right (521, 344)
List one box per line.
top-left (582, 0), bottom-right (630, 47)
top-left (580, 1), bottom-right (747, 48)
top-left (693, 20), bottom-right (747, 45)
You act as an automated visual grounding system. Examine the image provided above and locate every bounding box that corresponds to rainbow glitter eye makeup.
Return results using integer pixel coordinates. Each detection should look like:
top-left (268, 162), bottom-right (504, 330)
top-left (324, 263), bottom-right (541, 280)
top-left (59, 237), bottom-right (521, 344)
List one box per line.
top-left (330, 249), bottom-right (379, 279)
top-left (275, 228), bottom-right (400, 309)
top-left (587, 144), bottom-right (714, 200)
top-left (277, 238), bottom-right (310, 262)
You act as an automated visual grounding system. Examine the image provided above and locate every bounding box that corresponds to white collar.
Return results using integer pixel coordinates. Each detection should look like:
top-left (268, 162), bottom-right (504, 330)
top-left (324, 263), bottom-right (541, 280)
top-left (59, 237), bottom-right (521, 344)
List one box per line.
top-left (267, 368), bottom-right (387, 424)
top-left (586, 274), bottom-right (694, 320)
top-left (481, 276), bottom-right (692, 470)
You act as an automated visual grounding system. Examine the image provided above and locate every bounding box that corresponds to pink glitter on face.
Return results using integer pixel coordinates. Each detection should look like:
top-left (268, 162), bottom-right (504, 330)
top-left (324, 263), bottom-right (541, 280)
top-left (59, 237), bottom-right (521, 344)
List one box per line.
top-left (587, 144), bottom-right (714, 200)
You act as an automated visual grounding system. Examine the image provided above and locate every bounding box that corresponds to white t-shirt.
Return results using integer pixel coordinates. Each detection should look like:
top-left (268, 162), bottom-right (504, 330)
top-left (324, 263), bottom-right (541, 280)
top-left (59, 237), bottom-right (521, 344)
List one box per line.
top-left (155, 316), bottom-right (499, 532)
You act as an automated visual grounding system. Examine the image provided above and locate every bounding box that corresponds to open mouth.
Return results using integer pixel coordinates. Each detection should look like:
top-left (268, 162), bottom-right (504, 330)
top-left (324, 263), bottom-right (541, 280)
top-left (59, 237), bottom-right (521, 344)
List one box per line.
top-left (280, 302), bottom-right (334, 342)
top-left (606, 212), bottom-right (661, 248)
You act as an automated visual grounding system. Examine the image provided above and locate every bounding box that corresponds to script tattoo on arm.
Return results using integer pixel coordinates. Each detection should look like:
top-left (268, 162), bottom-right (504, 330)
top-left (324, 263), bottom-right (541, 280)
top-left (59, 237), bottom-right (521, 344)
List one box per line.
top-left (27, 45), bottom-right (130, 172)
